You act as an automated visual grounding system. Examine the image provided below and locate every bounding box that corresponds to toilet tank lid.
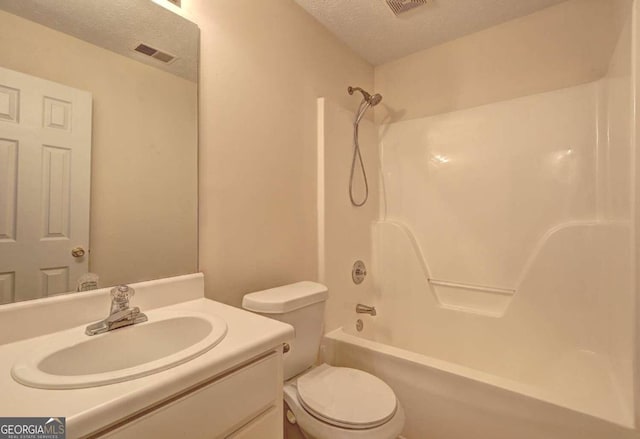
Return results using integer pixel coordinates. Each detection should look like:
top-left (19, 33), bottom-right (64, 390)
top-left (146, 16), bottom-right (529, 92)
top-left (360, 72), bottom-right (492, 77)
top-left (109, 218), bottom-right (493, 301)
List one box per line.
top-left (242, 281), bottom-right (328, 314)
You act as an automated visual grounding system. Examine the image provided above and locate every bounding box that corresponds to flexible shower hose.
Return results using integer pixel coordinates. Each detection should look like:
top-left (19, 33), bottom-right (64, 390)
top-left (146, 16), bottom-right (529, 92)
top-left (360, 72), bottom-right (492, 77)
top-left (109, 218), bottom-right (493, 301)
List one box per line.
top-left (349, 100), bottom-right (369, 207)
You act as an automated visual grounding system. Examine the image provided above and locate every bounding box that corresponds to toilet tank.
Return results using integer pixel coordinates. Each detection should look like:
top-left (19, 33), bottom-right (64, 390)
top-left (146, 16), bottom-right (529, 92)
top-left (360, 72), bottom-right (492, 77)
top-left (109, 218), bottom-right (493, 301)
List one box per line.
top-left (242, 282), bottom-right (328, 380)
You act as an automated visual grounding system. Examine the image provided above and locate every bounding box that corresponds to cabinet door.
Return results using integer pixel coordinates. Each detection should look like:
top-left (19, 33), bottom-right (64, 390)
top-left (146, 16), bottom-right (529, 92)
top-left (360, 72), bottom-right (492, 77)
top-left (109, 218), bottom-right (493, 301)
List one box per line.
top-left (98, 352), bottom-right (281, 439)
top-left (226, 407), bottom-right (280, 439)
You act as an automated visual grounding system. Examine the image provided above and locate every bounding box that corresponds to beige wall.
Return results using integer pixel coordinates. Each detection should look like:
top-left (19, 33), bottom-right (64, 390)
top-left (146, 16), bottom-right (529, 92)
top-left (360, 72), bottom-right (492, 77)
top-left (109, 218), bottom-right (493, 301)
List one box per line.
top-left (318, 98), bottom-right (379, 333)
top-left (0, 10), bottom-right (198, 288)
top-left (375, 0), bottom-right (629, 124)
top-left (182, 0), bottom-right (374, 306)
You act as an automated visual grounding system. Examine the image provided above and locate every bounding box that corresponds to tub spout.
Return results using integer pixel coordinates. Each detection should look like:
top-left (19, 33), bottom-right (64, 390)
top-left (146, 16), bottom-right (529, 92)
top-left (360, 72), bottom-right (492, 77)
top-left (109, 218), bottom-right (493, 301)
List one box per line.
top-left (356, 304), bottom-right (377, 316)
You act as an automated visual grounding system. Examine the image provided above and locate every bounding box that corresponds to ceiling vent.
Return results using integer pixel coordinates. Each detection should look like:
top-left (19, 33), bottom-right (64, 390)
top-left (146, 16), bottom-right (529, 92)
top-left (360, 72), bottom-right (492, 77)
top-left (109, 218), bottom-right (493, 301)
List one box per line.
top-left (385, 0), bottom-right (429, 16)
top-left (133, 43), bottom-right (177, 64)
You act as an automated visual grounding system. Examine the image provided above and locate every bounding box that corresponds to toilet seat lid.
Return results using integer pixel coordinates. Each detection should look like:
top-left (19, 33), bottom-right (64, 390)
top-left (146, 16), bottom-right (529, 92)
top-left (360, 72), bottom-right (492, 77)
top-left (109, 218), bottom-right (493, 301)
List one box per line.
top-left (296, 365), bottom-right (397, 430)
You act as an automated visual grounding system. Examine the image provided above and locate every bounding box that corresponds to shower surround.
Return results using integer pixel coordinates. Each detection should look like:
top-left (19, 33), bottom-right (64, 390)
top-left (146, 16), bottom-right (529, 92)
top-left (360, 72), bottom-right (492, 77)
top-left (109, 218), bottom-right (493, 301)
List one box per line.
top-left (318, 0), bottom-right (638, 437)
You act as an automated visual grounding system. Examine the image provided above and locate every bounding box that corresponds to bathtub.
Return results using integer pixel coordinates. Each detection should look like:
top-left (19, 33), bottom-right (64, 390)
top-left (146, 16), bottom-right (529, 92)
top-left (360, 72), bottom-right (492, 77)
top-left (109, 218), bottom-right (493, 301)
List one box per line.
top-left (322, 328), bottom-right (638, 439)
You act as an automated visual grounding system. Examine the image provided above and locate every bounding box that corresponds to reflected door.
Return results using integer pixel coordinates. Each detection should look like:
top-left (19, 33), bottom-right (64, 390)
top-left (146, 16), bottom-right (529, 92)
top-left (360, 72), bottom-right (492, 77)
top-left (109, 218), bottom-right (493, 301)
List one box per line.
top-left (0, 66), bottom-right (92, 303)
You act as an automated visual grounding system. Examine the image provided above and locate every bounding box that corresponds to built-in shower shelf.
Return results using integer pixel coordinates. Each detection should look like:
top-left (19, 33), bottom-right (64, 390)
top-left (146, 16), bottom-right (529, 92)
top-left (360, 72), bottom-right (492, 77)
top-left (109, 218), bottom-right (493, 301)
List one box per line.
top-left (428, 278), bottom-right (515, 317)
top-left (374, 218), bottom-right (520, 317)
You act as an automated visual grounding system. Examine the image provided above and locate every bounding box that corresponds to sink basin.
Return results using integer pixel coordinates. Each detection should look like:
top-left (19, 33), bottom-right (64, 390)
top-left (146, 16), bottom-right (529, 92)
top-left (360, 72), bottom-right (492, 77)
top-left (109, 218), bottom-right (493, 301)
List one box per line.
top-left (11, 310), bottom-right (227, 389)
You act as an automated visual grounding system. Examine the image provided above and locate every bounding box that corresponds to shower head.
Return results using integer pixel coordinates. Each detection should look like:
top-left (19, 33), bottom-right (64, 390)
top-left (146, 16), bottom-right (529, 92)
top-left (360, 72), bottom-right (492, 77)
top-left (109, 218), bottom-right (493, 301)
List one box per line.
top-left (348, 86), bottom-right (382, 106)
top-left (369, 93), bottom-right (383, 106)
top-left (349, 86), bottom-right (383, 125)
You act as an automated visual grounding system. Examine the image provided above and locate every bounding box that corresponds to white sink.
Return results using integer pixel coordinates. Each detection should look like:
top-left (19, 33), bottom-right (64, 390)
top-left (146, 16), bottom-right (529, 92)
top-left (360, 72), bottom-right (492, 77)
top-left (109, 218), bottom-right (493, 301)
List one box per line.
top-left (11, 310), bottom-right (227, 389)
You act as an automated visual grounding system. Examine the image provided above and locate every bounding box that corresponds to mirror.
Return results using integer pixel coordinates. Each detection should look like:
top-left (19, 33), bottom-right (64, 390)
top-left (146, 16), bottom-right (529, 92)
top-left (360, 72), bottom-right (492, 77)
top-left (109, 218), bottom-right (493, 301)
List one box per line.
top-left (0, 0), bottom-right (199, 303)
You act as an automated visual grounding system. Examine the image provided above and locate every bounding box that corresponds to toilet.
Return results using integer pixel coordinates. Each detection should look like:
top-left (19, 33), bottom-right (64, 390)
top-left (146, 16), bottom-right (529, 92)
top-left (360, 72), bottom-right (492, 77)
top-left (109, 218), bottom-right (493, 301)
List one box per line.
top-left (242, 281), bottom-right (405, 439)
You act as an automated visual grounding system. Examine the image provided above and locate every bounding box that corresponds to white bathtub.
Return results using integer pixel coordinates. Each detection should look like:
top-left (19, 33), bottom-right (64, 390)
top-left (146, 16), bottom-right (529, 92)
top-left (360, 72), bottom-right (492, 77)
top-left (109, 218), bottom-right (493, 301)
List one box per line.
top-left (322, 328), bottom-right (638, 439)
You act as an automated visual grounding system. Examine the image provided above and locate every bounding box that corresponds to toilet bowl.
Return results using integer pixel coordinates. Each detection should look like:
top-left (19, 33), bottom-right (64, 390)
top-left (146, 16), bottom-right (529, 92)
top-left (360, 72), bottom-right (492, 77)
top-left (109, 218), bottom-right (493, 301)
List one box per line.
top-left (242, 282), bottom-right (405, 439)
top-left (284, 364), bottom-right (405, 439)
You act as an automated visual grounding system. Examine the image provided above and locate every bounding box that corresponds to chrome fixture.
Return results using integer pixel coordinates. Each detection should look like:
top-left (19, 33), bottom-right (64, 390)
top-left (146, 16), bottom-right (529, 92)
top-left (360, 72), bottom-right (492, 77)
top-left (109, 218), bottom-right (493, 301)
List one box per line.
top-left (356, 303), bottom-right (377, 316)
top-left (352, 260), bottom-right (367, 284)
top-left (85, 285), bottom-right (148, 336)
top-left (356, 319), bottom-right (364, 332)
top-left (348, 86), bottom-right (383, 207)
top-left (348, 86), bottom-right (383, 111)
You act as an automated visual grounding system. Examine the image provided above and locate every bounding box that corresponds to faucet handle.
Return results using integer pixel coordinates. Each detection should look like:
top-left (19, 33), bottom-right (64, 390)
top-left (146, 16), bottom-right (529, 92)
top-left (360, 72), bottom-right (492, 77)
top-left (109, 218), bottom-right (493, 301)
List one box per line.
top-left (111, 285), bottom-right (134, 301)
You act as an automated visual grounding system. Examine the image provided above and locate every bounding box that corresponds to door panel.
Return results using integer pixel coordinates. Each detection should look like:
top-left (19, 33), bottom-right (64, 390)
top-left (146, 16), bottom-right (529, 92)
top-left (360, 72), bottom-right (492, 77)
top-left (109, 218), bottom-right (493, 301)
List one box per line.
top-left (0, 66), bottom-right (92, 303)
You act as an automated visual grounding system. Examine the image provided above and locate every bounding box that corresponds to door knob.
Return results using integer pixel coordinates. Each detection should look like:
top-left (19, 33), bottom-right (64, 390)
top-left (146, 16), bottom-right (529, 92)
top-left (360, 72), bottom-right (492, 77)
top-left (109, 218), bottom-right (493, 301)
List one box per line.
top-left (71, 246), bottom-right (86, 258)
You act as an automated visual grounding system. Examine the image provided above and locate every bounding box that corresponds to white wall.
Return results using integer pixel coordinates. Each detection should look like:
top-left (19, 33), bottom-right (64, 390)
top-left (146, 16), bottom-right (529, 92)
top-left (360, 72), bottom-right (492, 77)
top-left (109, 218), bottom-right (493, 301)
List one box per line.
top-left (380, 82), bottom-right (599, 296)
top-left (181, 0), bottom-right (374, 306)
top-left (599, 1), bottom-right (635, 415)
top-left (375, 0), bottom-right (629, 124)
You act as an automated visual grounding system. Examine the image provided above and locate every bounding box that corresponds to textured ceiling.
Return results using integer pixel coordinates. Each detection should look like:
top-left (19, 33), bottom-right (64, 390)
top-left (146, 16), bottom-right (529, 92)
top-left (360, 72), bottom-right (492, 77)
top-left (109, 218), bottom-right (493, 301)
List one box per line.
top-left (0, 0), bottom-right (198, 81)
top-left (294, 0), bottom-right (569, 65)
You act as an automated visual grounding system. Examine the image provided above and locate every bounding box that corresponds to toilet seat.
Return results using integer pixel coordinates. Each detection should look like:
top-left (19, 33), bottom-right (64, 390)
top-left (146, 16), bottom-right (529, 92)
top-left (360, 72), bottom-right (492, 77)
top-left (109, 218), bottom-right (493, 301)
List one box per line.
top-left (296, 364), bottom-right (398, 430)
top-left (284, 370), bottom-right (405, 439)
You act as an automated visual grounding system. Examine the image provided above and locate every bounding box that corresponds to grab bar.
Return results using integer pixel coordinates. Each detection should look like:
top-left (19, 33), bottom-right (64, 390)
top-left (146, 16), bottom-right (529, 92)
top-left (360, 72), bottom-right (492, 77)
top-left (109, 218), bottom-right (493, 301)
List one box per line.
top-left (428, 279), bottom-right (515, 296)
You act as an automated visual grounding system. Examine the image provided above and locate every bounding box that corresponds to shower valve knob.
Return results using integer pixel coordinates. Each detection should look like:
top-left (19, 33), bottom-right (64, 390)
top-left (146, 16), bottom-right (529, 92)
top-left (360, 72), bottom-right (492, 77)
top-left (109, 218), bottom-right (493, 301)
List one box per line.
top-left (352, 260), bottom-right (367, 284)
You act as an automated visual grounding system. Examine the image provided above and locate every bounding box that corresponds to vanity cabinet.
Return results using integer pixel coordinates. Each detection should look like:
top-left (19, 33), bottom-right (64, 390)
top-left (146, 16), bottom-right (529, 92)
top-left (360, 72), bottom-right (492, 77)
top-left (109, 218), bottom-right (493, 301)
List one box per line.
top-left (94, 352), bottom-right (282, 439)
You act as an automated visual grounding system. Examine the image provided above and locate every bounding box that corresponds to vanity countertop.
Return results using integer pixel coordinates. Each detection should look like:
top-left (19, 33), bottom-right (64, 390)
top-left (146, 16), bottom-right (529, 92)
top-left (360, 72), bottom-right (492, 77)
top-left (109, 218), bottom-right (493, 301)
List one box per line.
top-left (0, 276), bottom-right (293, 438)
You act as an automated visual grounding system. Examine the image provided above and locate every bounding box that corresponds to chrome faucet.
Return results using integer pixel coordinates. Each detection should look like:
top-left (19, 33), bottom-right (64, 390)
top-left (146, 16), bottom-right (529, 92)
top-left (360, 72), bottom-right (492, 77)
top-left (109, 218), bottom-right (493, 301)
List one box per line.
top-left (356, 303), bottom-right (377, 316)
top-left (85, 285), bottom-right (148, 336)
